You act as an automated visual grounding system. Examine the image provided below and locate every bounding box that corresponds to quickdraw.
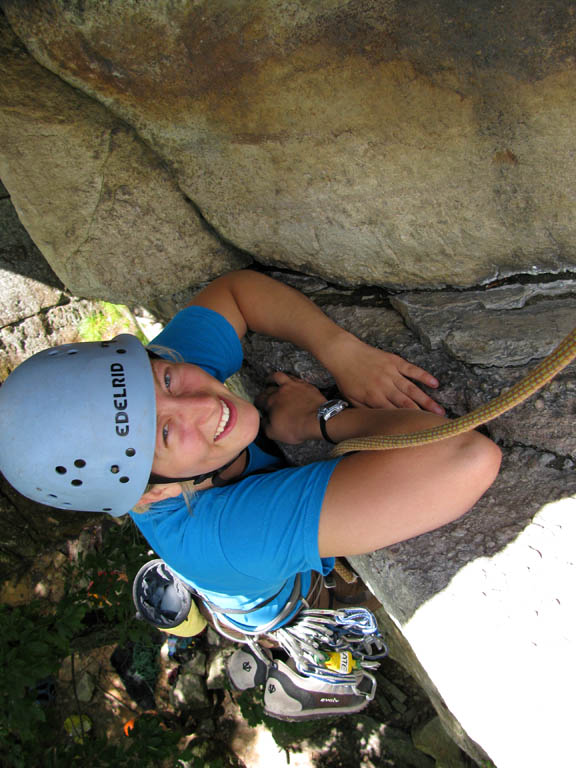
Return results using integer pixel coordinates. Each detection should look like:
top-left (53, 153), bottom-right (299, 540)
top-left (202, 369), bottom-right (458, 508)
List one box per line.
top-left (242, 607), bottom-right (387, 700)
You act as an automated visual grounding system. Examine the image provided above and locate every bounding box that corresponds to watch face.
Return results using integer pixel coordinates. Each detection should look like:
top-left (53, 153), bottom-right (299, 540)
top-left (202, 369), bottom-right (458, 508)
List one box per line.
top-left (319, 399), bottom-right (348, 420)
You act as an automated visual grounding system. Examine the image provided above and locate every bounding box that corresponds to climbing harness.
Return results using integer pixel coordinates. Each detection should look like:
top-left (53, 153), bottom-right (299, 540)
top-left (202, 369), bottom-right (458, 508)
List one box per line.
top-left (332, 326), bottom-right (576, 456)
top-left (208, 574), bottom-right (305, 640)
top-left (207, 572), bottom-right (386, 701)
top-left (206, 569), bottom-right (369, 700)
top-left (132, 558), bottom-right (385, 702)
top-left (227, 606), bottom-right (386, 703)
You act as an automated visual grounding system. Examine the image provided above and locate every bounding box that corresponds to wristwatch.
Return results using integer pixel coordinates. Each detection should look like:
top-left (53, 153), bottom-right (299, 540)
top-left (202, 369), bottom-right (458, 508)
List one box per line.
top-left (317, 399), bottom-right (349, 444)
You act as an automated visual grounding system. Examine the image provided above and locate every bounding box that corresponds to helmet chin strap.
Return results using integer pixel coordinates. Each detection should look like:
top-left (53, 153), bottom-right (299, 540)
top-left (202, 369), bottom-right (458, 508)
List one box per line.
top-left (148, 449), bottom-right (247, 487)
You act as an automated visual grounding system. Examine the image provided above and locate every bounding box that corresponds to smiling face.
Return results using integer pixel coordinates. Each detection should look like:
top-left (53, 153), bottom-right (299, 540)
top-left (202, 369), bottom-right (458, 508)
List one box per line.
top-left (150, 358), bottom-right (261, 481)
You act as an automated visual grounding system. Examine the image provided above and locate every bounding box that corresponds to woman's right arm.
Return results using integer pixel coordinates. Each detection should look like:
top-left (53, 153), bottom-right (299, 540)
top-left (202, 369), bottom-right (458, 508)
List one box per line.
top-left (258, 373), bottom-right (502, 558)
top-left (317, 408), bottom-right (501, 556)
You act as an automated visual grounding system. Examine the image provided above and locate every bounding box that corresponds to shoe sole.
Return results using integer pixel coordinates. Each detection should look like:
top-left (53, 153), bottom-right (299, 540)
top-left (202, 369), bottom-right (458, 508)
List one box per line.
top-left (264, 699), bottom-right (370, 721)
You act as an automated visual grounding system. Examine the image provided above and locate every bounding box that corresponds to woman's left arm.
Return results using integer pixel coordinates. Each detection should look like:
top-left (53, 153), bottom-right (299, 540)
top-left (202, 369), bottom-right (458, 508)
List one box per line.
top-left (189, 270), bottom-right (444, 414)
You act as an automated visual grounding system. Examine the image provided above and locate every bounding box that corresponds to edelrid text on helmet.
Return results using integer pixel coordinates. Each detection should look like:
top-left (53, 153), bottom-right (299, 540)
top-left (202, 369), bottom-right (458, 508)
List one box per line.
top-left (110, 362), bottom-right (130, 436)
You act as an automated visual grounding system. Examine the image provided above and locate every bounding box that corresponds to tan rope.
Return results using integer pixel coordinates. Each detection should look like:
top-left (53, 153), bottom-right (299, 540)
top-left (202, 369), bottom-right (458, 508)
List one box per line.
top-left (332, 327), bottom-right (576, 457)
top-left (333, 558), bottom-right (358, 584)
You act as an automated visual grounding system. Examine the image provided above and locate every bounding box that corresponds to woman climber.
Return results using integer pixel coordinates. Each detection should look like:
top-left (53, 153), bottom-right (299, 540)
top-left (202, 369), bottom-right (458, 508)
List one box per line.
top-left (0, 269), bottom-right (501, 718)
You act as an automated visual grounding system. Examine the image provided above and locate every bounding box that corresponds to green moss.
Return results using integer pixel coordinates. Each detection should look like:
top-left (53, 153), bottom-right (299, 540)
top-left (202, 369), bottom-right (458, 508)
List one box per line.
top-left (78, 302), bottom-right (147, 344)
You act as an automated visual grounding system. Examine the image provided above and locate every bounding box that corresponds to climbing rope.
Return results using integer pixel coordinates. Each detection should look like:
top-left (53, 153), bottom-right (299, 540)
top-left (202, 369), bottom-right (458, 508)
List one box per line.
top-left (332, 326), bottom-right (576, 456)
top-left (333, 557), bottom-right (358, 584)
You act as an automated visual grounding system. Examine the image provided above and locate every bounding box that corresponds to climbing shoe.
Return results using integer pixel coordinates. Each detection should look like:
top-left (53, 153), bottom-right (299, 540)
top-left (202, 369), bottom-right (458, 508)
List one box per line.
top-left (263, 660), bottom-right (375, 721)
top-left (227, 645), bottom-right (271, 691)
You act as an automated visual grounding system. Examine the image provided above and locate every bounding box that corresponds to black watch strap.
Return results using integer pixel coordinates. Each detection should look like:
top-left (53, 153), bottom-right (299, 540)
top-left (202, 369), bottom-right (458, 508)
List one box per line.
top-left (317, 399), bottom-right (349, 444)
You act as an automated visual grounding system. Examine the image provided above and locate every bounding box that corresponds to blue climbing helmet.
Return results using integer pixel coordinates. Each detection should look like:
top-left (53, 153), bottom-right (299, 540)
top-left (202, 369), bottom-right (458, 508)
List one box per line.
top-left (0, 334), bottom-right (156, 516)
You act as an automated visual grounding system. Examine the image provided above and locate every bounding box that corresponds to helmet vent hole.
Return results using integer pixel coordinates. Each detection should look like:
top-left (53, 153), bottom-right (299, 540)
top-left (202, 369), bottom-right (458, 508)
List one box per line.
top-left (101, 342), bottom-right (110, 347)
top-left (55, 466), bottom-right (67, 475)
top-left (119, 476), bottom-right (130, 484)
top-left (125, 448), bottom-right (136, 457)
top-left (74, 459), bottom-right (86, 468)
top-left (47, 350), bottom-right (59, 356)
top-left (67, 350), bottom-right (78, 355)
top-left (71, 479), bottom-right (83, 487)
top-left (116, 348), bottom-right (127, 354)
top-left (102, 507), bottom-right (112, 512)
top-left (48, 493), bottom-right (58, 498)
top-left (110, 465), bottom-right (119, 474)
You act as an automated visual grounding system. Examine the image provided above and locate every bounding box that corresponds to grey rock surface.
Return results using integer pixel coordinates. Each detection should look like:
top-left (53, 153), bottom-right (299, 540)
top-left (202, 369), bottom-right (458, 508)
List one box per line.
top-left (75, 671), bottom-right (96, 703)
top-left (413, 717), bottom-right (468, 768)
top-left (0, 299), bottom-right (105, 376)
top-left (391, 282), bottom-right (576, 365)
top-left (170, 669), bottom-right (210, 711)
top-left (0, 197), bottom-right (64, 328)
top-left (391, 284), bottom-right (576, 460)
top-left (206, 648), bottom-right (233, 690)
top-left (183, 652), bottom-right (207, 677)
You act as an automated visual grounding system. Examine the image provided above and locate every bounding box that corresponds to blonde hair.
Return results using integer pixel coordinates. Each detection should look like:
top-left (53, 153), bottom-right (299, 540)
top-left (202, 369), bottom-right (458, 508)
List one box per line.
top-left (147, 343), bottom-right (185, 363)
top-left (132, 480), bottom-right (198, 515)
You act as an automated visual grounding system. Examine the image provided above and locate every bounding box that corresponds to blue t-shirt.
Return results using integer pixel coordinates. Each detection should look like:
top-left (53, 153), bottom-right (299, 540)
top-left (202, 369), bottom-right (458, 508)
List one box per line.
top-left (130, 306), bottom-right (341, 632)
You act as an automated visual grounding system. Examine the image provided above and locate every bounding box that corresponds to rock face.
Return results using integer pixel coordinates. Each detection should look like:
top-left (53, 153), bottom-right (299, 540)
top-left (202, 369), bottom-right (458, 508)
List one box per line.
top-left (1, 0), bottom-right (576, 294)
top-left (0, 15), bottom-right (248, 304)
top-left (241, 274), bottom-right (576, 768)
top-left (1, 3), bottom-right (576, 766)
top-left (0, 195), bottom-right (62, 330)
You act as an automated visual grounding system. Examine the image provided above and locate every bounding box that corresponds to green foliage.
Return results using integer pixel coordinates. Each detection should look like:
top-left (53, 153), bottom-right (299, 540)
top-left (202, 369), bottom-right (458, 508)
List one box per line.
top-left (75, 521), bottom-right (152, 647)
top-left (33, 716), bottom-right (239, 768)
top-left (7, 715), bottom-right (195, 768)
top-left (0, 520), bottom-right (156, 765)
top-left (0, 599), bottom-right (86, 754)
top-left (129, 642), bottom-right (159, 689)
top-left (83, 715), bottom-right (193, 767)
top-left (78, 302), bottom-right (147, 344)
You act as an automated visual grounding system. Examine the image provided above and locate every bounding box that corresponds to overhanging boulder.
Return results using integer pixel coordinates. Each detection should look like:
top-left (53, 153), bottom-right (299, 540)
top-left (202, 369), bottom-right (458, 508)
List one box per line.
top-left (0, 14), bottom-right (248, 304)
top-left (2, 0), bottom-right (576, 291)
